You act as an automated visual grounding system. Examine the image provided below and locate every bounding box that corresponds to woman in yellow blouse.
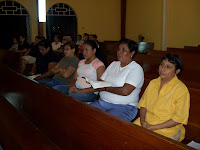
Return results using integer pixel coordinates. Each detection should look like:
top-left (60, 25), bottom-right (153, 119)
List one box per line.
top-left (134, 53), bottom-right (190, 142)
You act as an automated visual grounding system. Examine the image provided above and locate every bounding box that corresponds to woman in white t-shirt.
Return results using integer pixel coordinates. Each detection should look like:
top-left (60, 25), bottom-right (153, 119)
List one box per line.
top-left (90, 39), bottom-right (144, 121)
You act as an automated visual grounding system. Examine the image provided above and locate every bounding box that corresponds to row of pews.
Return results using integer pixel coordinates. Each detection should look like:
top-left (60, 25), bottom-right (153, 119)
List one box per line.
top-left (0, 43), bottom-right (199, 149)
top-left (0, 65), bottom-right (194, 150)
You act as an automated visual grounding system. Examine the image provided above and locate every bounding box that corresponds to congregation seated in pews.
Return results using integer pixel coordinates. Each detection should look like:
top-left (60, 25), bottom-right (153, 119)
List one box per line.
top-left (0, 37), bottom-right (199, 147)
top-left (0, 65), bottom-right (195, 149)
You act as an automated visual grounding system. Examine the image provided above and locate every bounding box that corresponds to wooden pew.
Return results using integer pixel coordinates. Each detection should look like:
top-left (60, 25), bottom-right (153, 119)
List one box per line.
top-left (147, 50), bottom-right (200, 62)
top-left (134, 53), bottom-right (200, 89)
top-left (99, 41), bottom-right (118, 65)
top-left (0, 95), bottom-right (60, 150)
top-left (167, 47), bottom-right (200, 53)
top-left (0, 65), bottom-right (194, 150)
top-left (0, 49), bottom-right (22, 71)
top-left (184, 46), bottom-right (200, 49)
top-left (147, 50), bottom-right (200, 73)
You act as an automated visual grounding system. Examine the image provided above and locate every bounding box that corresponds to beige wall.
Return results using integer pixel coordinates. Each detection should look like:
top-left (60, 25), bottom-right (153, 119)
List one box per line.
top-left (47, 0), bottom-right (121, 42)
top-left (126, 0), bottom-right (163, 50)
top-left (168, 0), bottom-right (200, 48)
top-left (126, 0), bottom-right (200, 49)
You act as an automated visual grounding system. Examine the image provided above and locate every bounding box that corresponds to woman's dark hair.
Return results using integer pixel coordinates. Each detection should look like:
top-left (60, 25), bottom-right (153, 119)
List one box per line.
top-left (84, 40), bottom-right (107, 66)
top-left (19, 35), bottom-right (26, 39)
top-left (118, 38), bottom-right (138, 58)
top-left (35, 35), bottom-right (42, 40)
top-left (78, 34), bottom-right (82, 38)
top-left (38, 39), bottom-right (52, 49)
top-left (84, 40), bottom-right (98, 50)
top-left (159, 53), bottom-right (183, 76)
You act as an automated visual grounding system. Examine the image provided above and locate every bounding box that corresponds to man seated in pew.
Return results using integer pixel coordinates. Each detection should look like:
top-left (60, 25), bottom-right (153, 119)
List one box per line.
top-left (134, 53), bottom-right (190, 142)
top-left (90, 39), bottom-right (144, 121)
top-left (34, 43), bottom-right (79, 89)
top-left (15, 35), bottom-right (30, 53)
top-left (53, 40), bottom-right (105, 102)
top-left (33, 40), bottom-right (58, 75)
top-left (20, 36), bottom-right (42, 74)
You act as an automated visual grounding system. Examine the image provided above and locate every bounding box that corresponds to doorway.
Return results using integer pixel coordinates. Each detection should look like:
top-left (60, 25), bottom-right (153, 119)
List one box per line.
top-left (46, 3), bottom-right (77, 42)
top-left (0, 1), bottom-right (30, 49)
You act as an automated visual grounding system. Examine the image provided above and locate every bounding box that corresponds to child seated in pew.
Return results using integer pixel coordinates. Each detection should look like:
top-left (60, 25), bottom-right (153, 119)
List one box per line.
top-left (53, 40), bottom-right (105, 102)
top-left (90, 39), bottom-right (144, 122)
top-left (134, 53), bottom-right (190, 142)
top-left (35, 43), bottom-right (79, 89)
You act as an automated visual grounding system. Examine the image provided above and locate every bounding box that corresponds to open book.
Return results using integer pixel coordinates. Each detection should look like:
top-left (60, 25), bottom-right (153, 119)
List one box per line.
top-left (187, 141), bottom-right (200, 149)
top-left (84, 77), bottom-right (112, 89)
top-left (27, 74), bottom-right (41, 80)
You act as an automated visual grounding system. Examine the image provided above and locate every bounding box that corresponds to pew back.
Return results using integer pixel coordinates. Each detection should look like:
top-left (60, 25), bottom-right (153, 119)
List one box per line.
top-left (0, 95), bottom-right (60, 150)
top-left (167, 47), bottom-right (200, 53)
top-left (0, 65), bottom-right (194, 150)
top-left (134, 53), bottom-right (200, 89)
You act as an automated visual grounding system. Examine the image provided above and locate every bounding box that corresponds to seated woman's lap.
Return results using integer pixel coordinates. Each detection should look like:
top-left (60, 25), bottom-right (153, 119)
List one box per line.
top-left (52, 85), bottom-right (69, 94)
top-left (68, 92), bottom-right (97, 102)
top-left (52, 85), bottom-right (97, 102)
top-left (91, 99), bottom-right (138, 121)
top-left (38, 78), bottom-right (64, 88)
top-left (38, 78), bottom-right (54, 84)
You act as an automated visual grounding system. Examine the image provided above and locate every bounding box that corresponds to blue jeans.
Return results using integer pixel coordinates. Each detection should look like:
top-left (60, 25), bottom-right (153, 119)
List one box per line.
top-left (68, 92), bottom-right (97, 102)
top-left (52, 85), bottom-right (97, 102)
top-left (38, 78), bottom-right (64, 88)
top-left (53, 85), bottom-right (70, 94)
top-left (90, 99), bottom-right (138, 121)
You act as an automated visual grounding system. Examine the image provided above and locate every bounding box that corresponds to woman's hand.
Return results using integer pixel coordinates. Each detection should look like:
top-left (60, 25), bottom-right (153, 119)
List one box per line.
top-left (34, 76), bottom-right (41, 81)
top-left (141, 121), bottom-right (154, 130)
top-left (141, 120), bottom-right (149, 128)
top-left (146, 124), bottom-right (154, 130)
top-left (69, 85), bottom-right (78, 94)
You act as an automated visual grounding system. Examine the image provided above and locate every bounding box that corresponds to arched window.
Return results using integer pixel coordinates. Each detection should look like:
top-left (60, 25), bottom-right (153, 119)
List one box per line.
top-left (0, 1), bottom-right (31, 49)
top-left (46, 3), bottom-right (77, 42)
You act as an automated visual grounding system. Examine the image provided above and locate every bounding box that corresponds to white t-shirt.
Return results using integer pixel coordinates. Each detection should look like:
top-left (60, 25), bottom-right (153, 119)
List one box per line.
top-left (51, 42), bottom-right (61, 51)
top-left (100, 61), bottom-right (144, 106)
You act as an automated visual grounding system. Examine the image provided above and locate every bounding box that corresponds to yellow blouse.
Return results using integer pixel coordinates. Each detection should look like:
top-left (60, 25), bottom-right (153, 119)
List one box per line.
top-left (134, 76), bottom-right (190, 142)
